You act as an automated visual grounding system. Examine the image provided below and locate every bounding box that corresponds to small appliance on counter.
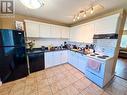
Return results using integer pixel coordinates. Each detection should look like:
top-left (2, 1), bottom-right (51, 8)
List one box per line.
top-left (89, 44), bottom-right (96, 53)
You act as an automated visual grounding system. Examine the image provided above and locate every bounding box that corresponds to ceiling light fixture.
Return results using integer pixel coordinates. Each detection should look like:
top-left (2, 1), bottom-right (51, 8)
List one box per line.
top-left (19, 0), bottom-right (44, 9)
top-left (73, 0), bottom-right (102, 22)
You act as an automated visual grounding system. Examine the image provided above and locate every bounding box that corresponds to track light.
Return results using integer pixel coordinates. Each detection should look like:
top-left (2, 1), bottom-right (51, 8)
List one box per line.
top-left (72, 3), bottom-right (100, 22)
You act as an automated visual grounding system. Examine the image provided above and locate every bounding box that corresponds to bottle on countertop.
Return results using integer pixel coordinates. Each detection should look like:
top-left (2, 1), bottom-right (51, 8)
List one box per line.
top-left (63, 42), bottom-right (68, 49)
top-left (89, 44), bottom-right (96, 53)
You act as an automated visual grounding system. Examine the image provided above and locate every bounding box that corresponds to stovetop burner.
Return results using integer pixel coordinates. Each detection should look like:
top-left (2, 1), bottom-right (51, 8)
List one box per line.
top-left (90, 54), bottom-right (96, 56)
top-left (97, 55), bottom-right (109, 59)
top-left (89, 53), bottom-right (109, 59)
top-left (102, 55), bottom-right (109, 57)
top-left (97, 56), bottom-right (106, 59)
top-left (90, 53), bottom-right (99, 56)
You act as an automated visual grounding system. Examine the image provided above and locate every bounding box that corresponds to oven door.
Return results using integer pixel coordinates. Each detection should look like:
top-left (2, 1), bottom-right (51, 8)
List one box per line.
top-left (85, 58), bottom-right (105, 78)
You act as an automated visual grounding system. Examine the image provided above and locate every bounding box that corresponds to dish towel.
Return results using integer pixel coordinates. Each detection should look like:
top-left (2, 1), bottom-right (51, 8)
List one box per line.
top-left (87, 59), bottom-right (101, 72)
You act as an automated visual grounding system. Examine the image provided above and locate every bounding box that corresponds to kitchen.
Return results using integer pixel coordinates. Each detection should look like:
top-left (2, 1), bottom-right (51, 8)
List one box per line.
top-left (0, 0), bottom-right (127, 95)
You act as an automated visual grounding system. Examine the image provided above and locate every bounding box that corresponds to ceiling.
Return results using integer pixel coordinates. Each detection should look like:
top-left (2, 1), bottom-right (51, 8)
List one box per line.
top-left (15, 0), bottom-right (127, 24)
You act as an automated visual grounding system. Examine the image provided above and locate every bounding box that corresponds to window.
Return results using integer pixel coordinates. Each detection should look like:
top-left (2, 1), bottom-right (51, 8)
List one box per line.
top-left (120, 35), bottom-right (127, 48)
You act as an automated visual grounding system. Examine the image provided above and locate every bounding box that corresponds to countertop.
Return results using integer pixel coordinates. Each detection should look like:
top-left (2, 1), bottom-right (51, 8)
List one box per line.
top-left (26, 48), bottom-right (114, 62)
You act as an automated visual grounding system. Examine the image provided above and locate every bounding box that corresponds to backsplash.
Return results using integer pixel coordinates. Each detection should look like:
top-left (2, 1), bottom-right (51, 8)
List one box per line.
top-left (93, 39), bottom-right (118, 56)
top-left (27, 38), bottom-right (118, 57)
top-left (67, 41), bottom-right (92, 48)
top-left (27, 38), bottom-right (68, 48)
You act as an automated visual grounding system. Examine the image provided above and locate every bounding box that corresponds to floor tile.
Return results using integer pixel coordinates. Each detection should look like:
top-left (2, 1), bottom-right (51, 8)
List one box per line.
top-left (47, 75), bottom-right (57, 85)
top-left (50, 82), bottom-right (59, 94)
top-left (73, 72), bottom-right (85, 79)
top-left (38, 85), bottom-right (52, 95)
top-left (63, 85), bottom-right (80, 95)
top-left (73, 79), bottom-right (89, 92)
top-left (37, 79), bottom-right (49, 89)
top-left (80, 77), bottom-right (91, 87)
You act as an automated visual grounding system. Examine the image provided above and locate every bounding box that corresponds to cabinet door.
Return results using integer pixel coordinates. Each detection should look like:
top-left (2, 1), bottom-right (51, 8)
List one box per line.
top-left (50, 25), bottom-right (61, 38)
top-left (39, 23), bottom-right (51, 38)
top-left (45, 52), bottom-right (53, 68)
top-left (61, 27), bottom-right (70, 39)
top-left (25, 22), bottom-right (40, 37)
top-left (68, 51), bottom-right (74, 65)
top-left (77, 54), bottom-right (88, 74)
top-left (61, 51), bottom-right (68, 63)
top-left (79, 22), bottom-right (95, 43)
top-left (70, 26), bottom-right (80, 42)
top-left (94, 13), bottom-right (120, 34)
top-left (53, 51), bottom-right (61, 66)
top-left (69, 51), bottom-right (78, 68)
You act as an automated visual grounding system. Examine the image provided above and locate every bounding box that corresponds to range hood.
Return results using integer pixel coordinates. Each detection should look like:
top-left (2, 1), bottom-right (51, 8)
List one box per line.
top-left (93, 33), bottom-right (118, 39)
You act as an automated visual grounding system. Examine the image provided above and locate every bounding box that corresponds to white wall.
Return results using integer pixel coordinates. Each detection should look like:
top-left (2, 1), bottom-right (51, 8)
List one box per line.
top-left (27, 38), bottom-right (67, 48)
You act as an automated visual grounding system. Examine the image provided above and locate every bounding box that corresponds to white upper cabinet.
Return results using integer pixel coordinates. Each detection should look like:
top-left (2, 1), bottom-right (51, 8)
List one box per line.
top-left (25, 20), bottom-right (40, 37)
top-left (39, 23), bottom-right (51, 38)
top-left (79, 22), bottom-right (95, 43)
top-left (25, 20), bottom-right (69, 38)
top-left (61, 26), bottom-right (70, 39)
top-left (50, 25), bottom-right (61, 38)
top-left (70, 22), bottom-right (94, 43)
top-left (70, 25), bottom-right (80, 42)
top-left (94, 13), bottom-right (120, 34)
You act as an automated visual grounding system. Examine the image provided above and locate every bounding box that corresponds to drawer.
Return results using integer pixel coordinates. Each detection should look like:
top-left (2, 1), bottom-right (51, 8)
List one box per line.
top-left (85, 70), bottom-right (104, 88)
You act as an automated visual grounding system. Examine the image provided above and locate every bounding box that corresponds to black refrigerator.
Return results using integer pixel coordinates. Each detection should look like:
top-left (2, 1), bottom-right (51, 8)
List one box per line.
top-left (0, 29), bottom-right (28, 83)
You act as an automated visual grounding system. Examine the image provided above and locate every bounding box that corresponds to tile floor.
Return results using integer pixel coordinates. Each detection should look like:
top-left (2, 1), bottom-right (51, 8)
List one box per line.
top-left (0, 63), bottom-right (127, 95)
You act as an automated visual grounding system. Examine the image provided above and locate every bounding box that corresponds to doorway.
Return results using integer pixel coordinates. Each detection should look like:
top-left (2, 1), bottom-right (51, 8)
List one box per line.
top-left (115, 29), bottom-right (127, 80)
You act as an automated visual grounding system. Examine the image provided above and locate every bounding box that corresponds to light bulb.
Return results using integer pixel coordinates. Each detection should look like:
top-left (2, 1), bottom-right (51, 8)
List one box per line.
top-left (91, 7), bottom-right (94, 14)
top-left (83, 12), bottom-right (87, 17)
top-left (77, 16), bottom-right (80, 20)
top-left (73, 18), bottom-right (76, 22)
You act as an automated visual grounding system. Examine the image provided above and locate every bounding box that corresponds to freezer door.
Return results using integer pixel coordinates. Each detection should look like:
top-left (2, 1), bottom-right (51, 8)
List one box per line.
top-left (0, 29), bottom-right (14, 46)
top-left (13, 30), bottom-right (25, 47)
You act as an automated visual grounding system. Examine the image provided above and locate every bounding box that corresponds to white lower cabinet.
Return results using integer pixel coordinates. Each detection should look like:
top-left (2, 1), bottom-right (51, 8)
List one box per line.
top-left (68, 51), bottom-right (78, 67)
top-left (68, 51), bottom-right (87, 74)
top-left (77, 54), bottom-right (88, 74)
top-left (45, 52), bottom-right (53, 68)
top-left (61, 50), bottom-right (68, 64)
top-left (45, 50), bottom-right (68, 68)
